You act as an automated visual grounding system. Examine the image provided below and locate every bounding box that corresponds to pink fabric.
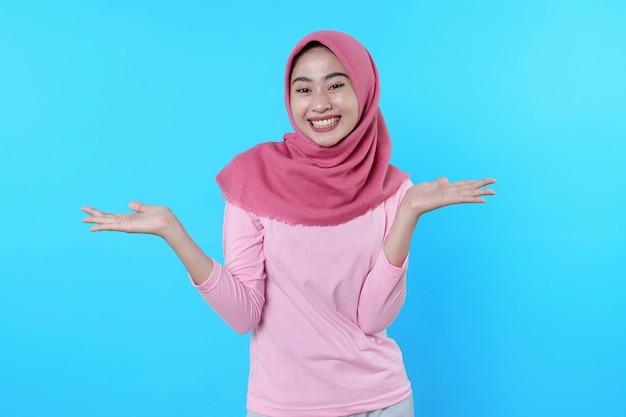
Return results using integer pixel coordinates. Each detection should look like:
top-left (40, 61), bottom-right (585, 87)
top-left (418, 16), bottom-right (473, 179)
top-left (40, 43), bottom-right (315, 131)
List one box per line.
top-left (216, 30), bottom-right (409, 226)
top-left (194, 179), bottom-right (413, 417)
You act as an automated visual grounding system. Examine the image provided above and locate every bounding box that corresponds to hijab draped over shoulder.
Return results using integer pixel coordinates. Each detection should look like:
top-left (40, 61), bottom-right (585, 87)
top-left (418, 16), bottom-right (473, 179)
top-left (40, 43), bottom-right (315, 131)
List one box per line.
top-left (216, 30), bottom-right (409, 226)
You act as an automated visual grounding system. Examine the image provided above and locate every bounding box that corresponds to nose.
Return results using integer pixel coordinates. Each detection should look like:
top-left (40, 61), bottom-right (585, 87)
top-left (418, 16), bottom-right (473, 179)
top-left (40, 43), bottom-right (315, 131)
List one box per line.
top-left (311, 90), bottom-right (331, 112)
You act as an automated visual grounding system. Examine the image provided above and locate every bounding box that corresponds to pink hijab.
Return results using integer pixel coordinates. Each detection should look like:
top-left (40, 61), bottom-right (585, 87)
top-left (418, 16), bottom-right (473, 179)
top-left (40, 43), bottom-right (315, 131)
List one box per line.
top-left (216, 30), bottom-right (409, 226)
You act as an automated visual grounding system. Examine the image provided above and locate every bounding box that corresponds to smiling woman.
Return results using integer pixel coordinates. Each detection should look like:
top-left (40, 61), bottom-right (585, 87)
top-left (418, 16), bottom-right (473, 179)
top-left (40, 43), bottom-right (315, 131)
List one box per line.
top-left (82, 30), bottom-right (495, 417)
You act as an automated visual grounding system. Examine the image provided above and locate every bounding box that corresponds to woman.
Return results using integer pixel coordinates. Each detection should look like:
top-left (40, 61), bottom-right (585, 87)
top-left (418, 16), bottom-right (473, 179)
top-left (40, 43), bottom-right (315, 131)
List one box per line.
top-left (82, 30), bottom-right (495, 417)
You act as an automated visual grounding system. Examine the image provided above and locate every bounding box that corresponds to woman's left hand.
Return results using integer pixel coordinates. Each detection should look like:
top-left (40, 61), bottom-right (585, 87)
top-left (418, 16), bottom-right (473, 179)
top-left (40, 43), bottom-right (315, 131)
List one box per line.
top-left (401, 177), bottom-right (496, 218)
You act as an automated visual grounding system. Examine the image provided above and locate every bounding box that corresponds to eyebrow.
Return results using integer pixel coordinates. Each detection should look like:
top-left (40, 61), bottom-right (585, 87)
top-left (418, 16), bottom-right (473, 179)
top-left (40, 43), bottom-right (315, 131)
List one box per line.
top-left (291, 72), bottom-right (349, 85)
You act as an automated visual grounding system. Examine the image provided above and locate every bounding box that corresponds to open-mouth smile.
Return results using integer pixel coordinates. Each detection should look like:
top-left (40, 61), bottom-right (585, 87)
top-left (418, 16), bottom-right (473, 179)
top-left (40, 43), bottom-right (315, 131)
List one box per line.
top-left (310, 116), bottom-right (340, 130)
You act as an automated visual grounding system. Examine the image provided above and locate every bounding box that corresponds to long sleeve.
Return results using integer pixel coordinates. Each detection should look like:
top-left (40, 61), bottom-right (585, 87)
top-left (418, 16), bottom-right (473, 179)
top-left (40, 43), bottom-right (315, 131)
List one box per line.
top-left (356, 251), bottom-right (408, 334)
top-left (192, 202), bottom-right (266, 334)
top-left (356, 178), bottom-right (413, 334)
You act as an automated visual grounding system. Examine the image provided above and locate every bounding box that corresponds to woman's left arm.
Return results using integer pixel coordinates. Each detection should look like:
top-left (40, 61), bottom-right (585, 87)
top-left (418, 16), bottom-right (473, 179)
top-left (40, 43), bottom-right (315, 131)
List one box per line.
top-left (357, 177), bottom-right (496, 334)
top-left (384, 177), bottom-right (496, 266)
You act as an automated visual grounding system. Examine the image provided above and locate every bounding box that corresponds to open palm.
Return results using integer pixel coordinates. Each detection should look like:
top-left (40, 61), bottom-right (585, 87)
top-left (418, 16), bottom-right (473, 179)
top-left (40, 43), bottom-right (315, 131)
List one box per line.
top-left (81, 201), bottom-right (175, 237)
top-left (403, 177), bottom-right (496, 216)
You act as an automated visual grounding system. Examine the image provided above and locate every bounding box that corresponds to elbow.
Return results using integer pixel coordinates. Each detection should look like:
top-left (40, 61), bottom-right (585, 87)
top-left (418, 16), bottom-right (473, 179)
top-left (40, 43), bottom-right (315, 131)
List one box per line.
top-left (232, 317), bottom-right (260, 335)
top-left (356, 311), bottom-right (391, 335)
top-left (357, 296), bottom-right (406, 335)
top-left (229, 301), bottom-right (263, 335)
top-left (233, 325), bottom-right (252, 335)
top-left (358, 321), bottom-right (387, 336)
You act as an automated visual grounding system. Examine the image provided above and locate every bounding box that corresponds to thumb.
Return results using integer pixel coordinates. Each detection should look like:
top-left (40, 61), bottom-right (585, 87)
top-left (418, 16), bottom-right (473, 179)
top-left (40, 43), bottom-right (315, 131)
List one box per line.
top-left (128, 201), bottom-right (149, 213)
top-left (434, 176), bottom-right (449, 185)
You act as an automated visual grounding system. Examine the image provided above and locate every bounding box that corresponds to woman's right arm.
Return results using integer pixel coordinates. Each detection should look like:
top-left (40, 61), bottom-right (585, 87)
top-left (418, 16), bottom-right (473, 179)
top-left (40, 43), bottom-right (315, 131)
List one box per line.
top-left (81, 201), bottom-right (266, 333)
top-left (82, 202), bottom-right (215, 285)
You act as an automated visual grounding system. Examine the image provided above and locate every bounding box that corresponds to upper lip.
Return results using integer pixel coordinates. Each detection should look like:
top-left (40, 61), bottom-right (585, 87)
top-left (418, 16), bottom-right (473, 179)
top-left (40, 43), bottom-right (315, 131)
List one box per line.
top-left (308, 115), bottom-right (340, 121)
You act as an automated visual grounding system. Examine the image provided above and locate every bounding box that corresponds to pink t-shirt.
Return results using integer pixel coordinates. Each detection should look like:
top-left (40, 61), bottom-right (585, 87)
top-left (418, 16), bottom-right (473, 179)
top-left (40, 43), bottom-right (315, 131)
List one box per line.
top-left (194, 179), bottom-right (413, 417)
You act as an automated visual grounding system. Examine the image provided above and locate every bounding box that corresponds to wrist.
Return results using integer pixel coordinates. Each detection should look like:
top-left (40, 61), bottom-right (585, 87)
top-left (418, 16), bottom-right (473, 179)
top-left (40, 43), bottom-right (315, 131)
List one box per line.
top-left (161, 211), bottom-right (185, 242)
top-left (396, 200), bottom-right (421, 226)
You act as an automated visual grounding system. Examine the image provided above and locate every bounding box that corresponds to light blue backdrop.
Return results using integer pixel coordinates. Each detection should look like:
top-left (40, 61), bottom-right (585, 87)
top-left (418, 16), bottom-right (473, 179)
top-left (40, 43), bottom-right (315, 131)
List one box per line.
top-left (1, 1), bottom-right (624, 416)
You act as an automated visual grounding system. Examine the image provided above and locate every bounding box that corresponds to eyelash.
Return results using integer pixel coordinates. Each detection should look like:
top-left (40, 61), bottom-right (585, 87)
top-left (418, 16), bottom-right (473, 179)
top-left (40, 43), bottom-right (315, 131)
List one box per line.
top-left (295, 83), bottom-right (345, 94)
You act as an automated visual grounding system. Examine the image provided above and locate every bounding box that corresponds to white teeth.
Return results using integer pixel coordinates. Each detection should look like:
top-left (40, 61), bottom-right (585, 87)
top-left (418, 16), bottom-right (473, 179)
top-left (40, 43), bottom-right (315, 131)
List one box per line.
top-left (311, 117), bottom-right (339, 129)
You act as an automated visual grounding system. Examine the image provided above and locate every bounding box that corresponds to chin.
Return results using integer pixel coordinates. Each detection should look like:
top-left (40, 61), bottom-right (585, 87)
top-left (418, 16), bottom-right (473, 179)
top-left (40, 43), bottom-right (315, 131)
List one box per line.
top-left (313, 137), bottom-right (343, 147)
top-left (308, 131), bottom-right (348, 148)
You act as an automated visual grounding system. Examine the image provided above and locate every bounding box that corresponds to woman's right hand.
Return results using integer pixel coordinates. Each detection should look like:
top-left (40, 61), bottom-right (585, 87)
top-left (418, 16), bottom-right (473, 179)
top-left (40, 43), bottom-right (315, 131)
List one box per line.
top-left (81, 201), bottom-right (179, 239)
top-left (83, 202), bottom-right (216, 284)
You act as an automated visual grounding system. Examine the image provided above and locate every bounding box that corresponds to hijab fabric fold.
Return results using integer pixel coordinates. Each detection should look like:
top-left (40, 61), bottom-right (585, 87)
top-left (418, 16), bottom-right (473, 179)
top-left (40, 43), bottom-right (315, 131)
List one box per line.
top-left (216, 30), bottom-right (409, 226)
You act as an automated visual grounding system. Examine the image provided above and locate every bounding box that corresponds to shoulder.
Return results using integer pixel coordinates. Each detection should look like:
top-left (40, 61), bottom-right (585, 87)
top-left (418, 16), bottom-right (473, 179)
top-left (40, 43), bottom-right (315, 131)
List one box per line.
top-left (395, 177), bottom-right (414, 201)
top-left (382, 177), bottom-right (413, 219)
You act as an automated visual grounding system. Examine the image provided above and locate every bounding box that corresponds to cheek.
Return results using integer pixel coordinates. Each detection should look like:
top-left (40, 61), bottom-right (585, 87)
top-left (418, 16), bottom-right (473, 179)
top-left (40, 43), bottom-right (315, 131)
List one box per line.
top-left (289, 97), bottom-right (305, 118)
top-left (289, 98), bottom-right (309, 131)
top-left (345, 95), bottom-right (360, 126)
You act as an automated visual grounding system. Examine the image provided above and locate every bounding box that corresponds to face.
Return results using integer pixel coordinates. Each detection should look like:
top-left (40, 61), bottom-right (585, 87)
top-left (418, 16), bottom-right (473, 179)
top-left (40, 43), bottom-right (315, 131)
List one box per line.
top-left (289, 46), bottom-right (359, 147)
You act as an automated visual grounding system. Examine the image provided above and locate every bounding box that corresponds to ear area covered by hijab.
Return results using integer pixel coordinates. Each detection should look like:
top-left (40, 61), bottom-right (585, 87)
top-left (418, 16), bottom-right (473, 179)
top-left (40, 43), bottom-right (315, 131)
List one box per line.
top-left (216, 30), bottom-right (409, 226)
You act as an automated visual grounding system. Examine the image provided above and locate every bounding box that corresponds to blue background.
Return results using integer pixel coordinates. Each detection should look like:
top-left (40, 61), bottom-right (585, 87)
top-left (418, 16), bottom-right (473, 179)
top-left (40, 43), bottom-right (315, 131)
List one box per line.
top-left (1, 1), bottom-right (625, 416)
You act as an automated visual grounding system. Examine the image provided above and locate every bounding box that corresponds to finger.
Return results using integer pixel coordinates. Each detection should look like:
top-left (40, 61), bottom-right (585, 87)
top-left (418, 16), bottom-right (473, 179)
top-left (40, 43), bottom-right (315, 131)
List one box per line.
top-left (464, 188), bottom-right (495, 198)
top-left (128, 201), bottom-right (148, 213)
top-left (81, 206), bottom-right (106, 216)
top-left (82, 215), bottom-right (96, 224)
top-left (89, 217), bottom-right (134, 232)
top-left (83, 212), bottom-right (133, 225)
top-left (477, 177), bottom-right (496, 187)
top-left (83, 214), bottom-right (109, 224)
top-left (457, 196), bottom-right (487, 204)
top-left (82, 209), bottom-right (114, 224)
top-left (448, 179), bottom-right (477, 188)
top-left (90, 223), bottom-right (114, 232)
top-left (452, 178), bottom-right (496, 187)
top-left (454, 179), bottom-right (496, 192)
top-left (90, 223), bottom-right (122, 232)
top-left (467, 183), bottom-right (496, 194)
top-left (434, 176), bottom-right (448, 185)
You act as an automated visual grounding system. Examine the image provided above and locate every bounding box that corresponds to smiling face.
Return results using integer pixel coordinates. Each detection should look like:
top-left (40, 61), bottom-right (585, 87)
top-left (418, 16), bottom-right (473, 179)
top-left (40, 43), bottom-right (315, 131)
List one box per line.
top-left (289, 46), bottom-right (359, 147)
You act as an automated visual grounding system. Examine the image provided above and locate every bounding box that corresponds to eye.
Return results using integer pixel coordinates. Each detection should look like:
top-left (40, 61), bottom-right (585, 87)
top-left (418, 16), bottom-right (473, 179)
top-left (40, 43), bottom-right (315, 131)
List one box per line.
top-left (295, 87), bottom-right (311, 94)
top-left (329, 83), bottom-right (345, 90)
